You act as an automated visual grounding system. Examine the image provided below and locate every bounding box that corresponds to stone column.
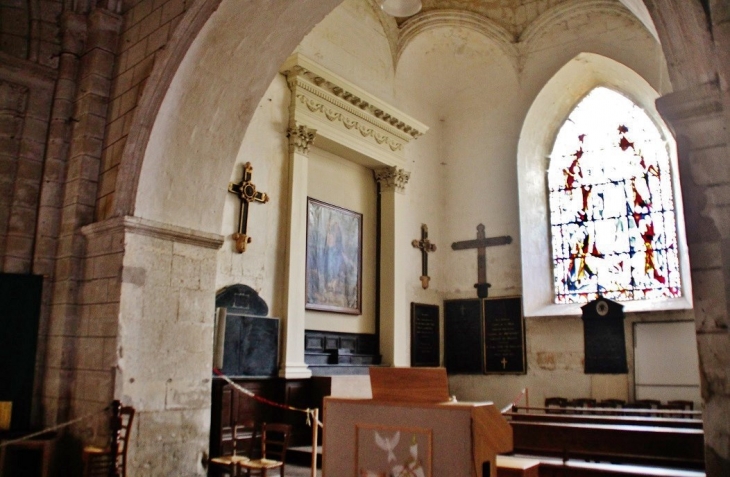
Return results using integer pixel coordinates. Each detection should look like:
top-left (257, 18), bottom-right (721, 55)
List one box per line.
top-left (280, 124), bottom-right (316, 379)
top-left (82, 215), bottom-right (223, 476)
top-left (374, 166), bottom-right (411, 367)
top-left (657, 82), bottom-right (730, 476)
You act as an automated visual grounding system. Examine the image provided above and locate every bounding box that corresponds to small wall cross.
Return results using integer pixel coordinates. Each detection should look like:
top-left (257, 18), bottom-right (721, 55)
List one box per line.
top-left (412, 223), bottom-right (437, 289)
top-left (228, 162), bottom-right (268, 253)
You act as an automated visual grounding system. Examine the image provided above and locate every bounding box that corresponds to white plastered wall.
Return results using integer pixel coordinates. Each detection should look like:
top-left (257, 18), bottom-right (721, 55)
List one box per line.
top-left (212, 0), bottom-right (697, 409)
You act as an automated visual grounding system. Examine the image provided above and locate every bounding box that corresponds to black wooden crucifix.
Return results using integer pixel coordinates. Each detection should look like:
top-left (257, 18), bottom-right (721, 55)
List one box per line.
top-left (412, 223), bottom-right (437, 289)
top-left (228, 162), bottom-right (269, 253)
top-left (451, 224), bottom-right (512, 298)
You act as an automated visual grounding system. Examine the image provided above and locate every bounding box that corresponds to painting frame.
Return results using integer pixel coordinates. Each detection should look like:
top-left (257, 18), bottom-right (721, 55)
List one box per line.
top-left (355, 424), bottom-right (432, 477)
top-left (305, 198), bottom-right (363, 315)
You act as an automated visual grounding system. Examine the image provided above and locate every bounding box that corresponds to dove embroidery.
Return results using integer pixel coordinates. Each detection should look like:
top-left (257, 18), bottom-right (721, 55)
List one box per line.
top-left (374, 431), bottom-right (400, 462)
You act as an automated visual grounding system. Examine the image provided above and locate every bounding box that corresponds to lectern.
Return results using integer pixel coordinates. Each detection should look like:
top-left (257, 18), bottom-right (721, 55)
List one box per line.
top-left (323, 367), bottom-right (512, 477)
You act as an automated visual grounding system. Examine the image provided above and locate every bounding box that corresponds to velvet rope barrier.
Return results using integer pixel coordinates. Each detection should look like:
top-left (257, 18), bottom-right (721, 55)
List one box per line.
top-left (501, 388), bottom-right (528, 414)
top-left (0, 405), bottom-right (110, 448)
top-left (213, 368), bottom-right (322, 477)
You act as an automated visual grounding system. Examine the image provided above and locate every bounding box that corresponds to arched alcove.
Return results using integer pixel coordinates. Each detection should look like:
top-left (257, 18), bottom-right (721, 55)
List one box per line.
top-left (517, 52), bottom-right (691, 316)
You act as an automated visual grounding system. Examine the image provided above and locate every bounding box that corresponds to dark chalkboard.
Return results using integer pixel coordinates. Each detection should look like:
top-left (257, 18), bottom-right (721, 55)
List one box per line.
top-left (444, 299), bottom-right (483, 374)
top-left (484, 297), bottom-right (526, 374)
top-left (222, 314), bottom-right (279, 376)
top-left (411, 303), bottom-right (440, 367)
top-left (582, 298), bottom-right (627, 374)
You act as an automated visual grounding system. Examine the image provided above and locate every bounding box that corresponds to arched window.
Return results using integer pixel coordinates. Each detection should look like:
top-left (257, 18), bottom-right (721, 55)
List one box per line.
top-left (548, 87), bottom-right (681, 304)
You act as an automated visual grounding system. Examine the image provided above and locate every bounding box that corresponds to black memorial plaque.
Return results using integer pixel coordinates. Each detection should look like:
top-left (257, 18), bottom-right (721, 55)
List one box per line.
top-left (410, 303), bottom-right (440, 367)
top-left (222, 314), bottom-right (279, 376)
top-left (444, 299), bottom-right (483, 374)
top-left (484, 297), bottom-right (526, 374)
top-left (216, 284), bottom-right (278, 376)
top-left (582, 297), bottom-right (628, 374)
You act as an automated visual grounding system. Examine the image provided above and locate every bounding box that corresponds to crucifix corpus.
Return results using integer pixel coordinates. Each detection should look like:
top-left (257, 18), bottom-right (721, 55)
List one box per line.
top-left (412, 223), bottom-right (437, 289)
top-left (228, 162), bottom-right (269, 253)
top-left (451, 224), bottom-right (512, 298)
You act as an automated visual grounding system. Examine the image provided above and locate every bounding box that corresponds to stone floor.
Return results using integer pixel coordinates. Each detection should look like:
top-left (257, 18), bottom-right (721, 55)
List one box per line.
top-left (286, 463), bottom-right (322, 476)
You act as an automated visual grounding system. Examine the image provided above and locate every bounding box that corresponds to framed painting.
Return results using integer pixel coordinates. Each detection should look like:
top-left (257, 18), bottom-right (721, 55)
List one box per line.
top-left (356, 424), bottom-right (432, 477)
top-left (306, 198), bottom-right (362, 314)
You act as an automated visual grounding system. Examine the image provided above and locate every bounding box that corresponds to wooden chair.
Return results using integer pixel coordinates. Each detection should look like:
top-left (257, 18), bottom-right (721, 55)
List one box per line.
top-left (544, 397), bottom-right (568, 414)
top-left (237, 423), bottom-right (291, 477)
top-left (82, 400), bottom-right (135, 477)
top-left (667, 400), bottom-right (694, 411)
top-left (598, 399), bottom-right (625, 408)
top-left (210, 421), bottom-right (257, 477)
top-left (567, 398), bottom-right (596, 414)
top-left (595, 399), bottom-right (624, 415)
top-left (625, 399), bottom-right (660, 417)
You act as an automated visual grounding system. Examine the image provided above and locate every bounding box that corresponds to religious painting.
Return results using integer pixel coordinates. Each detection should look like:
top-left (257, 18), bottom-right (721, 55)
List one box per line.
top-left (356, 424), bottom-right (432, 477)
top-left (306, 198), bottom-right (362, 315)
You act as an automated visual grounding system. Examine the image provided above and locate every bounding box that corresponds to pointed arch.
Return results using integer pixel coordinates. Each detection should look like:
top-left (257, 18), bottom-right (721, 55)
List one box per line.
top-left (517, 53), bottom-right (692, 316)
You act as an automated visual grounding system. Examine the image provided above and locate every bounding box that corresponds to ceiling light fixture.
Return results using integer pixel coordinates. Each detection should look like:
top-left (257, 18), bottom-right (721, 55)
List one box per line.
top-left (380, 0), bottom-right (422, 17)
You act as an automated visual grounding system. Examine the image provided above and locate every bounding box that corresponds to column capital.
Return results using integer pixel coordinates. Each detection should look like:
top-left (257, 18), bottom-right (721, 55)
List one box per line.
top-left (287, 124), bottom-right (317, 155)
top-left (374, 166), bottom-right (410, 193)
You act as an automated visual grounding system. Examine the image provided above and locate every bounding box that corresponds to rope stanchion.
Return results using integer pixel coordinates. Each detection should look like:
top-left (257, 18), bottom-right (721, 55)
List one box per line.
top-left (213, 368), bottom-right (322, 427)
top-left (213, 368), bottom-right (324, 475)
top-left (0, 405), bottom-right (110, 448)
top-left (501, 388), bottom-right (527, 414)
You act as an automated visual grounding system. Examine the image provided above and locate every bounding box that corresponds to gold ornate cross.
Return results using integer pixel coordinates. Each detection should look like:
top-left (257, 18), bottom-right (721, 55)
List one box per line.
top-left (228, 162), bottom-right (269, 253)
top-left (412, 223), bottom-right (437, 289)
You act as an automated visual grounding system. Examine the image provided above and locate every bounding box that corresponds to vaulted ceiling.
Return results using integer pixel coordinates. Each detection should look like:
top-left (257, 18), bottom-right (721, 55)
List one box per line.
top-left (395, 0), bottom-right (658, 41)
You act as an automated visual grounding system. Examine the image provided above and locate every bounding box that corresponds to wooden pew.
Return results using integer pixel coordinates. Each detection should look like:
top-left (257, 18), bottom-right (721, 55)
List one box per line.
top-left (510, 421), bottom-right (705, 469)
top-left (512, 405), bottom-right (702, 419)
top-left (505, 411), bottom-right (703, 429)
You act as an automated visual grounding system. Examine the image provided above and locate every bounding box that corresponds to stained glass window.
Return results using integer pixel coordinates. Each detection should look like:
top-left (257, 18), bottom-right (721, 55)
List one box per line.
top-left (548, 87), bottom-right (681, 304)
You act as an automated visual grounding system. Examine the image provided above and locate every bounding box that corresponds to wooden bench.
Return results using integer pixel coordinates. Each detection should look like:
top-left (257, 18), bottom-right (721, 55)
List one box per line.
top-left (510, 454), bottom-right (705, 477)
top-left (505, 411), bottom-right (703, 429)
top-left (510, 421), bottom-right (705, 469)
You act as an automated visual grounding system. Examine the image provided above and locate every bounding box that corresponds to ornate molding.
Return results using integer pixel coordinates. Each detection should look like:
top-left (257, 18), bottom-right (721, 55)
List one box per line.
top-left (81, 216), bottom-right (224, 250)
top-left (295, 94), bottom-right (404, 152)
top-left (374, 166), bottom-right (411, 193)
top-left (287, 124), bottom-right (317, 155)
top-left (397, 10), bottom-right (519, 66)
top-left (280, 53), bottom-right (428, 167)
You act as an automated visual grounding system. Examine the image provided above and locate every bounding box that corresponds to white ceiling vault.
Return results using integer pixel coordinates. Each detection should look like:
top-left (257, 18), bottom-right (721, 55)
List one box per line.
top-left (371, 0), bottom-right (660, 67)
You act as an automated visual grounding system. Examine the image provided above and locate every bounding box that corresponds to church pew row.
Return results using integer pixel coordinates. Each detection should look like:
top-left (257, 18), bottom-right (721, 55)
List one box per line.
top-left (503, 455), bottom-right (705, 477)
top-left (509, 421), bottom-right (705, 470)
top-left (504, 411), bottom-right (703, 429)
top-left (512, 405), bottom-right (702, 419)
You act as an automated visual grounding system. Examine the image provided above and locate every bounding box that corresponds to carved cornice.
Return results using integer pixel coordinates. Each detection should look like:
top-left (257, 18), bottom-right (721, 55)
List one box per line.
top-left (280, 54), bottom-right (428, 166)
top-left (294, 93), bottom-right (405, 152)
top-left (374, 166), bottom-right (411, 193)
top-left (81, 216), bottom-right (224, 250)
top-left (287, 124), bottom-right (317, 155)
top-left (397, 10), bottom-right (518, 66)
top-left (656, 81), bottom-right (723, 123)
top-left (284, 65), bottom-right (424, 140)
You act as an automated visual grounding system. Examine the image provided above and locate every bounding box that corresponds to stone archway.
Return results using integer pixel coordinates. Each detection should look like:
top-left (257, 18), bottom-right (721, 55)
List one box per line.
top-left (104, 0), bottom-right (728, 474)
